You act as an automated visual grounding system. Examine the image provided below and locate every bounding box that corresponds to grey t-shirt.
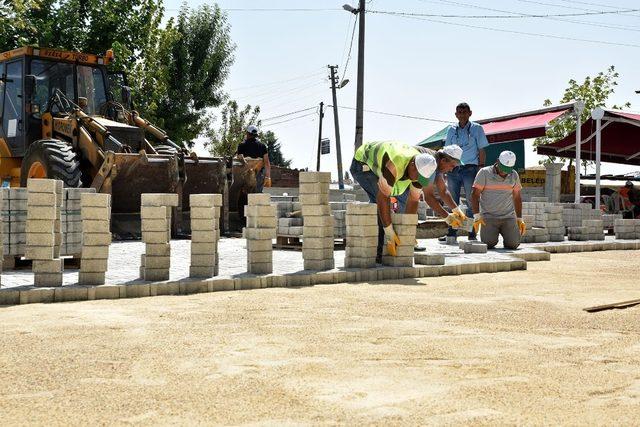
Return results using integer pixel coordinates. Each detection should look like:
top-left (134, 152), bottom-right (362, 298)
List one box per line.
top-left (472, 166), bottom-right (522, 219)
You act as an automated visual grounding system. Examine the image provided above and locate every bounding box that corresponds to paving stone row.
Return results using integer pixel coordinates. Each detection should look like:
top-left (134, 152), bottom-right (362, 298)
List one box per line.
top-left (344, 202), bottom-right (377, 268)
top-left (300, 172), bottom-right (334, 271)
top-left (243, 193), bottom-right (275, 274)
top-left (79, 193), bottom-right (111, 285)
top-left (614, 218), bottom-right (640, 239)
top-left (140, 193), bottom-right (179, 281)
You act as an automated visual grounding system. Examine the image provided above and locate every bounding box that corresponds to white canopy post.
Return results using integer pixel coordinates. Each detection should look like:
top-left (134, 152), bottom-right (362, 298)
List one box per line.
top-left (592, 107), bottom-right (605, 210)
top-left (574, 100), bottom-right (585, 203)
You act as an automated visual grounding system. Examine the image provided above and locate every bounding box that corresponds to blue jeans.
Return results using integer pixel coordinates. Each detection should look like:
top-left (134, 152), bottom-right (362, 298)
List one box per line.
top-left (447, 164), bottom-right (478, 237)
top-left (255, 168), bottom-right (265, 193)
top-left (350, 159), bottom-right (389, 257)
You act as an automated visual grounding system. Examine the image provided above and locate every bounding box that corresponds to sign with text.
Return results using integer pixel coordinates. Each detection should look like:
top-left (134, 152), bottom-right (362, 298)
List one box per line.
top-left (320, 138), bottom-right (330, 155)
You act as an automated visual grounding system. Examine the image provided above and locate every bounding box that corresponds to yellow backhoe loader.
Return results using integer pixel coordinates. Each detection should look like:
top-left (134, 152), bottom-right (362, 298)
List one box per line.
top-left (0, 46), bottom-right (231, 236)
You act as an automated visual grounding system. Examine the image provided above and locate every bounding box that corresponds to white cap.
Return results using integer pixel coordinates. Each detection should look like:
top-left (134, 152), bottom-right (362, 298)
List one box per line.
top-left (246, 124), bottom-right (259, 134)
top-left (415, 153), bottom-right (437, 186)
top-left (498, 150), bottom-right (517, 173)
top-left (441, 145), bottom-right (464, 164)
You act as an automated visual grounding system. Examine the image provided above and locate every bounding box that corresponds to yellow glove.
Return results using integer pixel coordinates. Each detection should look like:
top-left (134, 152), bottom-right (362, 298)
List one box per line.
top-left (517, 218), bottom-right (526, 236)
top-left (444, 213), bottom-right (463, 228)
top-left (383, 225), bottom-right (402, 257)
top-left (473, 213), bottom-right (485, 234)
top-left (452, 206), bottom-right (467, 222)
top-left (264, 177), bottom-right (272, 188)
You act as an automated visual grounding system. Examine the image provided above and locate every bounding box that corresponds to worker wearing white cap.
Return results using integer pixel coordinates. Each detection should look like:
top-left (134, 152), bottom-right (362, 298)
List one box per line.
top-left (351, 141), bottom-right (446, 259)
top-left (470, 150), bottom-right (525, 249)
top-left (236, 124), bottom-right (271, 191)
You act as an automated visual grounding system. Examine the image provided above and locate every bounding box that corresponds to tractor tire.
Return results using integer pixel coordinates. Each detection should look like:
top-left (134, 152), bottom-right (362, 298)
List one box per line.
top-left (20, 139), bottom-right (82, 188)
top-left (154, 144), bottom-right (179, 155)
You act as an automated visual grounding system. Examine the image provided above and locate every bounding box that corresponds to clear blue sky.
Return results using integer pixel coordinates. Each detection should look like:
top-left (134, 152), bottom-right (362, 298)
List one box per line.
top-left (164, 0), bottom-right (640, 177)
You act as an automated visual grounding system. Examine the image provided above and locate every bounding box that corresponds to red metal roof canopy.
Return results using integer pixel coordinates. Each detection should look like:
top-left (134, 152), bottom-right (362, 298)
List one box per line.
top-left (537, 109), bottom-right (640, 166)
top-left (479, 109), bottom-right (569, 143)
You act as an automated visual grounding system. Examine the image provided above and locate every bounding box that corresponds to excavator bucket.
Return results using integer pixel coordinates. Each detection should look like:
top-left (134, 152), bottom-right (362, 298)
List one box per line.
top-left (95, 152), bottom-right (226, 238)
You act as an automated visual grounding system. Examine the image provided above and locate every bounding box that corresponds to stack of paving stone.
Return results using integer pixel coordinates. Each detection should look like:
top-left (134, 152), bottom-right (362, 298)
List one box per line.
top-left (140, 193), bottom-right (178, 281)
top-left (300, 171), bottom-right (334, 271)
top-left (1, 188), bottom-right (27, 257)
top-left (190, 193), bottom-right (222, 278)
top-left (417, 201), bottom-right (428, 221)
top-left (544, 205), bottom-right (565, 241)
top-left (243, 193), bottom-right (276, 274)
top-left (382, 213), bottom-right (417, 267)
top-left (602, 213), bottom-right (622, 230)
top-left (62, 188), bottom-right (95, 256)
top-left (522, 201), bottom-right (548, 228)
top-left (583, 219), bottom-right (605, 240)
top-left (26, 179), bottom-right (63, 287)
top-left (79, 193), bottom-right (111, 285)
top-left (277, 216), bottom-right (303, 237)
top-left (344, 202), bottom-right (377, 268)
top-left (520, 214), bottom-right (536, 243)
top-left (562, 203), bottom-right (602, 228)
top-left (614, 218), bottom-right (640, 239)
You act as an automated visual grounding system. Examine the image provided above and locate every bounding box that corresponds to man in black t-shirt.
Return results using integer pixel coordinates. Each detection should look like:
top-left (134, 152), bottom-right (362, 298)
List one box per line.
top-left (236, 125), bottom-right (271, 191)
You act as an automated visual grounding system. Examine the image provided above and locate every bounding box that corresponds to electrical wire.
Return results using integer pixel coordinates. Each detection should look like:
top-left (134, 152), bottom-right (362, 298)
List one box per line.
top-left (229, 68), bottom-right (325, 92)
top-left (368, 7), bottom-right (640, 19)
top-left (333, 106), bottom-right (450, 123)
top-left (378, 12), bottom-right (640, 48)
top-left (338, 14), bottom-right (355, 74)
top-left (261, 106), bottom-right (317, 122)
top-left (264, 111), bottom-right (317, 127)
top-left (341, 13), bottom-right (359, 82)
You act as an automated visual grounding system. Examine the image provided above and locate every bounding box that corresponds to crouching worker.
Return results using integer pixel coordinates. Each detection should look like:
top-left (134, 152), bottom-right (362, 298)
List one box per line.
top-left (471, 151), bottom-right (525, 249)
top-left (350, 141), bottom-right (438, 261)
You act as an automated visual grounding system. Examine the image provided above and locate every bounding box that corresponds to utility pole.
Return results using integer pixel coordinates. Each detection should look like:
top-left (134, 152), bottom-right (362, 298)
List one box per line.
top-left (316, 101), bottom-right (324, 171)
top-left (354, 0), bottom-right (365, 149)
top-left (328, 65), bottom-right (345, 189)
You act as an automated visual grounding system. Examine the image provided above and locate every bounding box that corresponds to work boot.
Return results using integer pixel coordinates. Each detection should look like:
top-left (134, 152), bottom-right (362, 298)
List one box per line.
top-left (414, 245), bottom-right (426, 252)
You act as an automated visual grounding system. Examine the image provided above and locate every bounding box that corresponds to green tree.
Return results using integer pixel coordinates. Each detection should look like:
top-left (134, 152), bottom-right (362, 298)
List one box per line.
top-left (534, 66), bottom-right (631, 166)
top-left (260, 130), bottom-right (291, 168)
top-left (208, 100), bottom-right (261, 157)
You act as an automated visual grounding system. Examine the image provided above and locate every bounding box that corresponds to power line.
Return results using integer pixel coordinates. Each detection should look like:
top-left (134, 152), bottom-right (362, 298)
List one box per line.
top-left (264, 111), bottom-right (317, 127)
top-left (333, 106), bottom-right (450, 123)
top-left (166, 8), bottom-right (340, 12)
top-left (261, 106), bottom-right (317, 122)
top-left (381, 12), bottom-right (640, 48)
top-left (228, 69), bottom-right (324, 92)
top-left (369, 7), bottom-right (640, 19)
top-left (341, 14), bottom-right (359, 82)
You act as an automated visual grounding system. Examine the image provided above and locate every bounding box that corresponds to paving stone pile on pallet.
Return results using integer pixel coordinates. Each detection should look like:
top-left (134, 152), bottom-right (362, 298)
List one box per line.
top-left (520, 214), bottom-right (548, 243)
top-left (562, 203), bottom-right (602, 228)
top-left (243, 193), bottom-right (276, 274)
top-left (344, 202), bottom-right (377, 268)
top-left (140, 193), bottom-right (178, 281)
top-left (300, 171), bottom-right (334, 270)
top-left (1, 188), bottom-right (27, 257)
top-left (63, 188), bottom-right (95, 256)
top-left (544, 205), bottom-right (565, 241)
top-left (275, 201), bottom-right (302, 236)
top-left (614, 218), bottom-right (640, 239)
top-left (79, 193), bottom-right (111, 285)
top-left (567, 219), bottom-right (605, 241)
top-left (333, 209), bottom-right (346, 238)
top-left (382, 213), bottom-right (417, 267)
top-left (26, 179), bottom-right (63, 287)
top-left (522, 201), bottom-right (548, 228)
top-left (189, 193), bottom-right (222, 278)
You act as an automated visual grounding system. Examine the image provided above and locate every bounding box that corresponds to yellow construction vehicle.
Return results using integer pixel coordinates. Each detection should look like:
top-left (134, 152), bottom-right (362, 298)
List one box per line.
top-left (0, 46), bottom-right (228, 236)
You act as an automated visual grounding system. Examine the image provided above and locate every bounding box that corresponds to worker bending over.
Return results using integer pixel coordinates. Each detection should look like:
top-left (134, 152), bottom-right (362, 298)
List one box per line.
top-left (471, 151), bottom-right (525, 249)
top-left (350, 141), bottom-right (466, 260)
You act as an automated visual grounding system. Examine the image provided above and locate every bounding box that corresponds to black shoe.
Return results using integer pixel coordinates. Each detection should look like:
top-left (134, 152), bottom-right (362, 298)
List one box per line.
top-left (376, 254), bottom-right (382, 264)
top-left (438, 236), bottom-right (448, 242)
top-left (414, 245), bottom-right (426, 252)
top-left (468, 235), bottom-right (477, 241)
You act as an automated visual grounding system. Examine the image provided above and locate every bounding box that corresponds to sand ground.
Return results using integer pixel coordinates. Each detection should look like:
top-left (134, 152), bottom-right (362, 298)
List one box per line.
top-left (1, 251), bottom-right (639, 425)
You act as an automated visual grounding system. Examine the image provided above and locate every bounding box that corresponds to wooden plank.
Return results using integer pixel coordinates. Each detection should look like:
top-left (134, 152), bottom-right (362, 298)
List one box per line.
top-left (583, 298), bottom-right (640, 313)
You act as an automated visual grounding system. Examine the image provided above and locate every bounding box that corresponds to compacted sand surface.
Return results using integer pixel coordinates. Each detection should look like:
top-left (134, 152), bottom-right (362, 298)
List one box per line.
top-left (1, 251), bottom-right (639, 425)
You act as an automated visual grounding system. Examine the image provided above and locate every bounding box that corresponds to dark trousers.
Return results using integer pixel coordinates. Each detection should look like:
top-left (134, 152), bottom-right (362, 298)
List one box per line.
top-left (447, 164), bottom-right (478, 238)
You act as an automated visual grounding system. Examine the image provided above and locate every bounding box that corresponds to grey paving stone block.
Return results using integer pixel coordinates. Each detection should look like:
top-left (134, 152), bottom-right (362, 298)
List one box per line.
top-left (345, 236), bottom-right (377, 247)
top-left (80, 258), bottom-right (108, 272)
top-left (346, 203), bottom-right (377, 215)
top-left (178, 279), bottom-right (209, 294)
top-left (299, 171), bottom-right (331, 183)
top-left (142, 255), bottom-right (170, 269)
top-left (154, 281), bottom-right (180, 295)
top-left (247, 250), bottom-right (273, 263)
top-left (278, 217), bottom-right (303, 227)
top-left (34, 272), bottom-right (63, 287)
top-left (145, 243), bottom-right (170, 256)
top-left (381, 256), bottom-right (413, 267)
top-left (299, 182), bottom-right (330, 194)
top-left (382, 244), bottom-right (414, 257)
top-left (299, 194), bottom-right (329, 205)
top-left (417, 265), bottom-right (441, 277)
top-left (391, 213), bottom-right (418, 225)
top-left (26, 232), bottom-right (56, 246)
top-left (247, 193), bottom-right (272, 205)
top-left (190, 254), bottom-right (217, 266)
top-left (394, 224), bottom-right (417, 237)
top-left (302, 226), bottom-right (333, 238)
top-left (81, 207), bottom-right (110, 220)
top-left (191, 242), bottom-right (218, 255)
top-left (190, 206), bottom-right (219, 219)
top-left (345, 215), bottom-right (377, 226)
top-left (246, 216), bottom-right (277, 228)
top-left (140, 218), bottom-right (169, 232)
top-left (345, 246), bottom-right (377, 258)
top-left (82, 233), bottom-right (111, 246)
top-left (32, 259), bottom-right (63, 273)
top-left (190, 193), bottom-right (223, 207)
top-left (463, 242), bottom-right (488, 253)
top-left (82, 220), bottom-right (110, 233)
top-left (244, 205), bottom-right (276, 218)
top-left (246, 239), bottom-right (273, 252)
top-left (287, 226), bottom-right (303, 236)
top-left (142, 231), bottom-right (170, 244)
top-left (78, 272), bottom-right (106, 286)
top-left (0, 289), bottom-right (20, 305)
top-left (248, 262), bottom-right (273, 274)
top-left (20, 287), bottom-right (55, 303)
top-left (304, 216), bottom-right (333, 227)
top-left (82, 245), bottom-right (110, 259)
top-left (301, 248), bottom-right (334, 260)
top-left (301, 205), bottom-right (331, 216)
top-left (127, 283), bottom-right (151, 298)
top-left (141, 206), bottom-right (171, 219)
top-left (24, 246), bottom-right (55, 260)
top-left (143, 269), bottom-right (170, 281)
top-left (191, 218), bottom-right (220, 231)
top-left (27, 193), bottom-right (57, 206)
top-left (414, 253), bottom-right (445, 265)
top-left (27, 206), bottom-right (57, 220)
top-left (141, 193), bottom-right (179, 207)
top-left (191, 232), bottom-right (219, 243)
top-left (189, 266), bottom-right (216, 278)
top-left (27, 178), bottom-right (59, 193)
top-left (243, 227), bottom-right (276, 240)
top-left (303, 259), bottom-right (334, 271)
top-left (346, 224), bottom-right (378, 237)
top-left (344, 257), bottom-right (377, 268)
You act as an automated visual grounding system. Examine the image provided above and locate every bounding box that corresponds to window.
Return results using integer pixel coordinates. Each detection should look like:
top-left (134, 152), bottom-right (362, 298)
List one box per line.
top-left (2, 61), bottom-right (23, 139)
top-left (77, 65), bottom-right (107, 115)
top-left (30, 59), bottom-right (75, 117)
